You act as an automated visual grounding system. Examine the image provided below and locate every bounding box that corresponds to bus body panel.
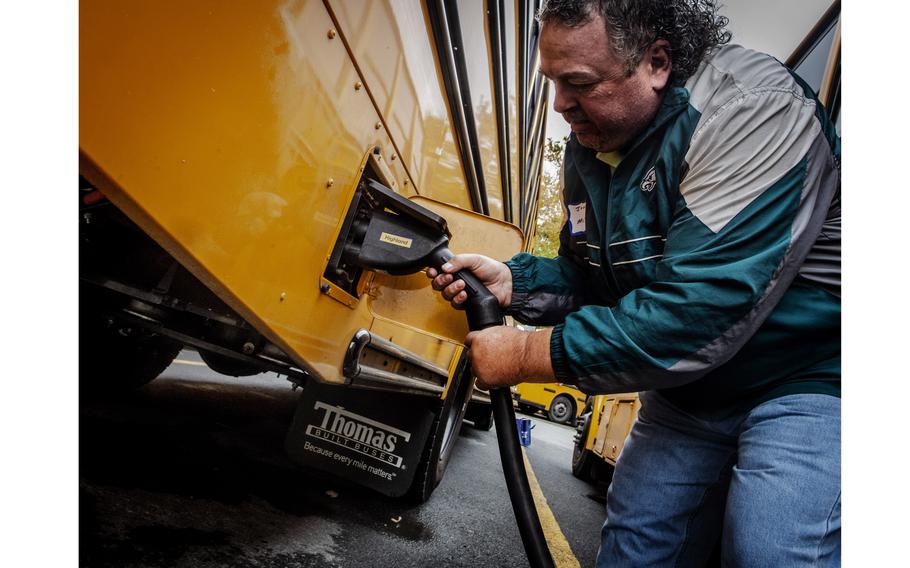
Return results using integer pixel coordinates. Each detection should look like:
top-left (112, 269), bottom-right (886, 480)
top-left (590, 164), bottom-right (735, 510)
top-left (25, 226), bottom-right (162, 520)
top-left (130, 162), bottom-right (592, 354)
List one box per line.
top-left (589, 394), bottom-right (641, 466)
top-left (80, 0), bottom-right (531, 384)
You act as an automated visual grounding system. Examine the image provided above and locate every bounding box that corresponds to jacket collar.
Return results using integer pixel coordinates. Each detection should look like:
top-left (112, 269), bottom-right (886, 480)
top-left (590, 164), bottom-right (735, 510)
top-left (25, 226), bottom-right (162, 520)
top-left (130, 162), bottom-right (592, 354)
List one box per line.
top-left (627, 86), bottom-right (689, 150)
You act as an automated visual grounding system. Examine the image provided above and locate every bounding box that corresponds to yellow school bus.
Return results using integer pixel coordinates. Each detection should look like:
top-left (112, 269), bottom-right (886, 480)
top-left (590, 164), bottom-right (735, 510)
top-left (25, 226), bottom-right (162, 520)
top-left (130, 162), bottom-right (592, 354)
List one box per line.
top-left (571, 393), bottom-right (640, 482)
top-left (512, 382), bottom-right (587, 425)
top-left (571, 1), bottom-right (841, 485)
top-left (79, 0), bottom-right (549, 501)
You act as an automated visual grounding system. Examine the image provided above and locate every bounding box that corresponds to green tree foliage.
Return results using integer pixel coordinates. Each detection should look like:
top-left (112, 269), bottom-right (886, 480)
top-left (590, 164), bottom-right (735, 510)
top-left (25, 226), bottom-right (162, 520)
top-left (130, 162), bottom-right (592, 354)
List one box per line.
top-left (531, 136), bottom-right (568, 258)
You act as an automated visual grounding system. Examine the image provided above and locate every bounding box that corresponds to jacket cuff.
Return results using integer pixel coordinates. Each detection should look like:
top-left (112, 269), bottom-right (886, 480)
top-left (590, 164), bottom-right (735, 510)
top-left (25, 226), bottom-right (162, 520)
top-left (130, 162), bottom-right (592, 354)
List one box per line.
top-left (504, 252), bottom-right (535, 313)
top-left (549, 323), bottom-right (573, 383)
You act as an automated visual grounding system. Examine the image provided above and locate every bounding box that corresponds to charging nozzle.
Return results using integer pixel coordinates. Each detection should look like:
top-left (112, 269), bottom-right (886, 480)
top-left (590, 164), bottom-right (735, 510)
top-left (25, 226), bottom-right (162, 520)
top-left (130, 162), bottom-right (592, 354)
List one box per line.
top-left (335, 180), bottom-right (502, 329)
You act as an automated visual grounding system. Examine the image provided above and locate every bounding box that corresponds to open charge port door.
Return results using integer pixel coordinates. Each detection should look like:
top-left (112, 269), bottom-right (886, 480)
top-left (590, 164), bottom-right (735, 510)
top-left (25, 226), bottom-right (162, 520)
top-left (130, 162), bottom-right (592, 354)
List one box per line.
top-left (320, 162), bottom-right (379, 300)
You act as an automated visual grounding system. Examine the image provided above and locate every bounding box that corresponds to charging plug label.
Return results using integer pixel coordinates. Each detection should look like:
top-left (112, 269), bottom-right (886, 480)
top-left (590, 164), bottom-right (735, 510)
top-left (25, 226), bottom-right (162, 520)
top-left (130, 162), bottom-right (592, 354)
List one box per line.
top-left (379, 232), bottom-right (413, 248)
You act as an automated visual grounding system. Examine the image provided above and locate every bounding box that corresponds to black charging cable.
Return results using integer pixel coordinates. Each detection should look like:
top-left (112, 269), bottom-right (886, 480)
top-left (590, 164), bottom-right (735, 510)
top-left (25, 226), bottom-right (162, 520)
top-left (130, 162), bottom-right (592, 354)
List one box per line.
top-left (434, 249), bottom-right (555, 568)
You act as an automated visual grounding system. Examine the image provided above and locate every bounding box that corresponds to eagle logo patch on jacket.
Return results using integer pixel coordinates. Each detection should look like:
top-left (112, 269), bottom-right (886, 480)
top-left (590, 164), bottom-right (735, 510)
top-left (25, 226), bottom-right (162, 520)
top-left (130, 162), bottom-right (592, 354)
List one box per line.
top-left (640, 167), bottom-right (657, 192)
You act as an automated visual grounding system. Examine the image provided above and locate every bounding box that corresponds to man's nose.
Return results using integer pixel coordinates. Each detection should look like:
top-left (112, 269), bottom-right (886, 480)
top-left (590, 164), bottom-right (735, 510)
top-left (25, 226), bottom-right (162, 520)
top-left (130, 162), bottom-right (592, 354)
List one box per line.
top-left (551, 83), bottom-right (575, 115)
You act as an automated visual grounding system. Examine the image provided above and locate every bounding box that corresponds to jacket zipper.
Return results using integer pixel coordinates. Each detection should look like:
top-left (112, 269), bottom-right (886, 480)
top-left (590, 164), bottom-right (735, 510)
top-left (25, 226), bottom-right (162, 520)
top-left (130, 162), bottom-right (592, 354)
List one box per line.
top-left (598, 96), bottom-right (687, 299)
top-left (583, 90), bottom-right (689, 301)
top-left (601, 166), bottom-right (623, 300)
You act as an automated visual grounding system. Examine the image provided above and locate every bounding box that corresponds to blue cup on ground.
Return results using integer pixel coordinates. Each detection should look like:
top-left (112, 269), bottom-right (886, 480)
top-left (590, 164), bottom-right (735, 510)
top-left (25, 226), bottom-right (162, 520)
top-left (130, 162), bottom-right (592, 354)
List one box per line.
top-left (516, 416), bottom-right (535, 447)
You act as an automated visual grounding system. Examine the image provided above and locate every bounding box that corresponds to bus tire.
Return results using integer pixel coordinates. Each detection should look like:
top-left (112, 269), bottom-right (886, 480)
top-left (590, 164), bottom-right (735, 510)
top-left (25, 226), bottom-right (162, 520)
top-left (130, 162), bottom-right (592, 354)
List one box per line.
top-left (199, 350), bottom-right (261, 377)
top-left (405, 354), bottom-right (472, 503)
top-left (571, 412), bottom-right (596, 480)
top-left (80, 307), bottom-right (182, 392)
top-left (548, 394), bottom-right (576, 424)
top-left (591, 460), bottom-right (616, 486)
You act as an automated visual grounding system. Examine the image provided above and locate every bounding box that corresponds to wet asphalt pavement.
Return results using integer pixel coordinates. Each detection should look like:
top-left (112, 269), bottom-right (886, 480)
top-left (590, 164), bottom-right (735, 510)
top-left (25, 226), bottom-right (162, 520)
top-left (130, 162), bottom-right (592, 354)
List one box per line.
top-left (80, 351), bottom-right (608, 567)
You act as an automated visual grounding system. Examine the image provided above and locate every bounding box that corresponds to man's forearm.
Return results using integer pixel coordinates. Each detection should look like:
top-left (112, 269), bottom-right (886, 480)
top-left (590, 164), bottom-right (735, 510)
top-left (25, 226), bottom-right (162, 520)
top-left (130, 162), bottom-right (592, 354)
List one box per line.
top-left (520, 327), bottom-right (556, 383)
top-left (465, 326), bottom-right (557, 390)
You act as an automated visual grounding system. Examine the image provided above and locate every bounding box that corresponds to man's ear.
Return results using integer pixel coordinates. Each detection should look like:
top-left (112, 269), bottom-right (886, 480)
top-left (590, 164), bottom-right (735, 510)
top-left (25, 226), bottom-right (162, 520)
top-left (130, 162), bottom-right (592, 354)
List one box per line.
top-left (645, 39), bottom-right (672, 91)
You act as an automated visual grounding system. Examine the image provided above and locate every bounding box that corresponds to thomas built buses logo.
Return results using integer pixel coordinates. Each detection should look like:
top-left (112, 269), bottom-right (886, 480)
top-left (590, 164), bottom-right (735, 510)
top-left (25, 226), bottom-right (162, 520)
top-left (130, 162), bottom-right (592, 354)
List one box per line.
top-left (305, 402), bottom-right (411, 468)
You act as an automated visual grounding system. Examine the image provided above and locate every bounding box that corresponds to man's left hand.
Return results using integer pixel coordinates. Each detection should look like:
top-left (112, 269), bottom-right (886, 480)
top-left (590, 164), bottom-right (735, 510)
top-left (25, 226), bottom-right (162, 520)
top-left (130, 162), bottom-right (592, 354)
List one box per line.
top-left (465, 326), bottom-right (556, 390)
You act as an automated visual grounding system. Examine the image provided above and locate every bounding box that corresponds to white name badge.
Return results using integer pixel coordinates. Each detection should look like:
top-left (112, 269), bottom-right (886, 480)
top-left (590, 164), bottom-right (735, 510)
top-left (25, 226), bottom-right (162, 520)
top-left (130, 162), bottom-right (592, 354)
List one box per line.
top-left (568, 202), bottom-right (586, 236)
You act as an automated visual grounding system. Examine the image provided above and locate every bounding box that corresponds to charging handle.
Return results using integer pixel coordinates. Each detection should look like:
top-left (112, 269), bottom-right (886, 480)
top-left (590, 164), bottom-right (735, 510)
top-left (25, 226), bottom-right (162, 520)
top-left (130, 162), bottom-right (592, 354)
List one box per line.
top-left (430, 248), bottom-right (506, 331)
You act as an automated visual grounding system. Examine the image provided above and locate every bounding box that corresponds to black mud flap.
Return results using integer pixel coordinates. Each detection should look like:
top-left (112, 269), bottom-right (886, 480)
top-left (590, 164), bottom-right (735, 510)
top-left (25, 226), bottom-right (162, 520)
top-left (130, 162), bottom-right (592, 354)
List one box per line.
top-left (285, 382), bottom-right (436, 497)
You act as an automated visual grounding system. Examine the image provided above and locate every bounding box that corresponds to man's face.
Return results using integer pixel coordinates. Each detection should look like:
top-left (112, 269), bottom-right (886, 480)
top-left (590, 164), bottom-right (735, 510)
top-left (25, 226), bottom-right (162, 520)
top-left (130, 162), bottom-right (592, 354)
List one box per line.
top-left (539, 14), bottom-right (670, 152)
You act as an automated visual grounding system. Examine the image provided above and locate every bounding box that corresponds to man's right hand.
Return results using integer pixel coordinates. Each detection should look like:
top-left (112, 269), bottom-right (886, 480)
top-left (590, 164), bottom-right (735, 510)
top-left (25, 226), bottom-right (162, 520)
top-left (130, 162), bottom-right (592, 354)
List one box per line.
top-left (426, 253), bottom-right (512, 310)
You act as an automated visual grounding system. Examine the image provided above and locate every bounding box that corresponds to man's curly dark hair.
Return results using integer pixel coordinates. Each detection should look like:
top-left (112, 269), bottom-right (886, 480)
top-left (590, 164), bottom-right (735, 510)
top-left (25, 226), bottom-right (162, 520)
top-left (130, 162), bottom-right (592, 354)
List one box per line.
top-left (537, 0), bottom-right (731, 86)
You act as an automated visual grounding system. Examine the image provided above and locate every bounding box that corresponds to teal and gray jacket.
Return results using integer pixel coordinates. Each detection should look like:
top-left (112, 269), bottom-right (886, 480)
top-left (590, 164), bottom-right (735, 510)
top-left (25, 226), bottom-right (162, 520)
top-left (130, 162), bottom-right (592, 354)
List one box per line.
top-left (505, 44), bottom-right (840, 413)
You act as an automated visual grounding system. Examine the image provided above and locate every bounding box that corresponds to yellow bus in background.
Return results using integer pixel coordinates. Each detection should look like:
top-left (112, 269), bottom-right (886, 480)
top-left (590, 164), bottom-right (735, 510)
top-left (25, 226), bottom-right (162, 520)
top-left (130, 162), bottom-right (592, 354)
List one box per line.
top-left (571, 393), bottom-right (640, 483)
top-left (512, 382), bottom-right (586, 425)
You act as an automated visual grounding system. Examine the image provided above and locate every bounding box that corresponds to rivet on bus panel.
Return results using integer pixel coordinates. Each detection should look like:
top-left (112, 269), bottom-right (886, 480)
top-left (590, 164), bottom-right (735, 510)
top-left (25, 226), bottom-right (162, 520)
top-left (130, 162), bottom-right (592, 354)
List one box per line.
top-left (374, 121), bottom-right (382, 130)
top-left (327, 29), bottom-right (336, 39)
top-left (354, 81), bottom-right (363, 90)
top-left (280, 292), bottom-right (287, 302)
top-left (326, 178), bottom-right (334, 188)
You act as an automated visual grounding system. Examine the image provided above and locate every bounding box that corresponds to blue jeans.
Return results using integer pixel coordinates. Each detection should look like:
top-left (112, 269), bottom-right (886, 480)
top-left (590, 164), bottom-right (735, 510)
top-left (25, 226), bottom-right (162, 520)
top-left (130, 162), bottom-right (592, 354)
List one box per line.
top-left (596, 391), bottom-right (841, 567)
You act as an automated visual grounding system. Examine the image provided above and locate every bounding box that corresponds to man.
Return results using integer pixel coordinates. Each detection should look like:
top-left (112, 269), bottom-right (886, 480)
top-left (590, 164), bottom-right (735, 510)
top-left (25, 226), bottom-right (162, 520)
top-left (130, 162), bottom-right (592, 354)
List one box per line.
top-left (428, 0), bottom-right (840, 566)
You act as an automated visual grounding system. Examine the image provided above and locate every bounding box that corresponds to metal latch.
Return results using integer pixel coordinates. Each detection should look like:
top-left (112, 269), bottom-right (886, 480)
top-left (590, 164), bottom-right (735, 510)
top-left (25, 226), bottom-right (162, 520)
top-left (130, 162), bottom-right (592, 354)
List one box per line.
top-left (344, 329), bottom-right (449, 397)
